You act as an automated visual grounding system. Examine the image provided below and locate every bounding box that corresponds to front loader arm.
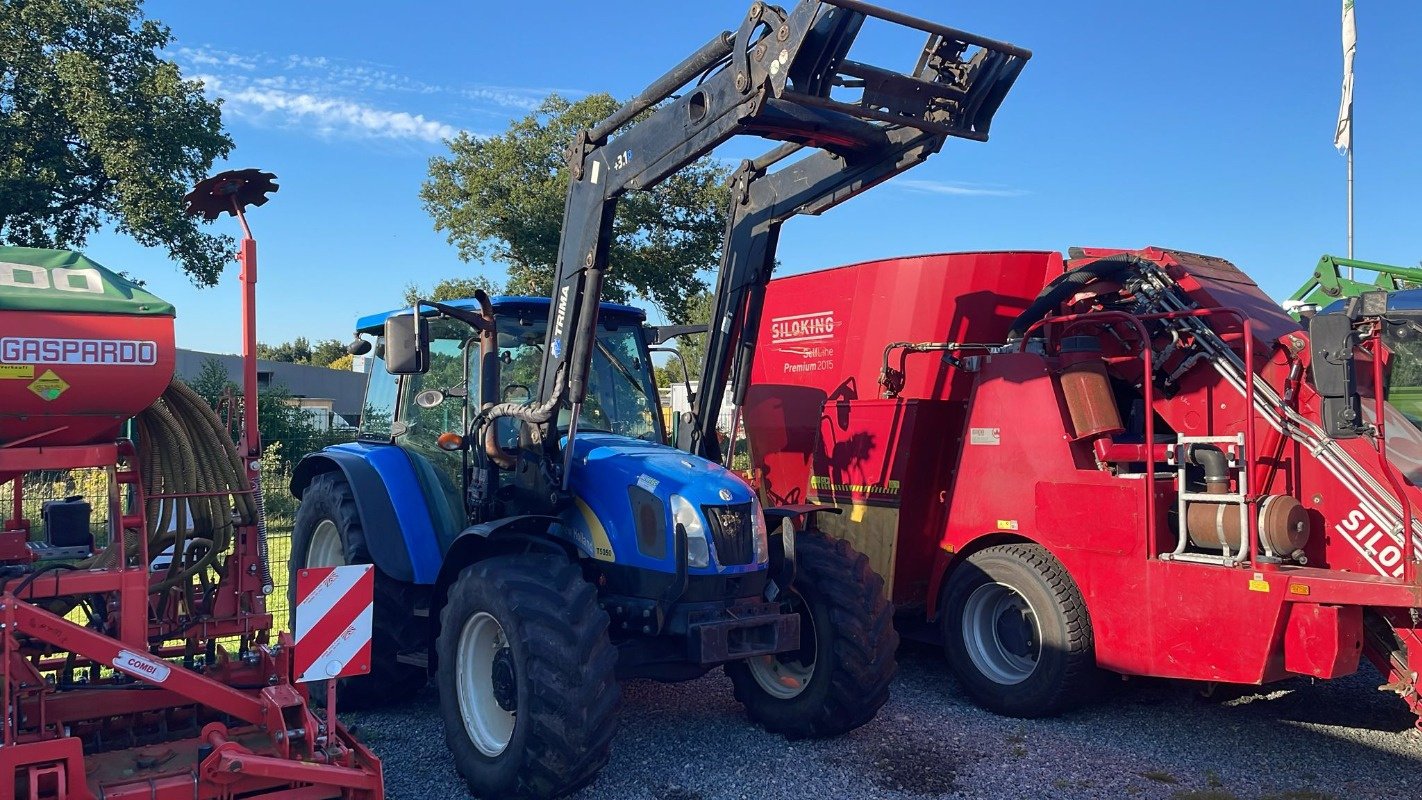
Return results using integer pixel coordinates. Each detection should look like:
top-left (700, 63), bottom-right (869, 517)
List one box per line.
top-left (683, 124), bottom-right (952, 463)
top-left (514, 0), bottom-right (1029, 506)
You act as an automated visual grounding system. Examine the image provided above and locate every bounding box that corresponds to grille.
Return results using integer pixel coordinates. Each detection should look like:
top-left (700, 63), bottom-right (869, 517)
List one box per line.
top-left (703, 502), bottom-right (754, 566)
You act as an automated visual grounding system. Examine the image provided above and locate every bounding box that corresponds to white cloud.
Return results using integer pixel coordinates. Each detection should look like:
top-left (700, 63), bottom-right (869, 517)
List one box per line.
top-left (175, 46), bottom-right (257, 71)
top-left (196, 74), bottom-right (459, 143)
top-left (169, 44), bottom-right (575, 144)
top-left (896, 179), bottom-right (1027, 198)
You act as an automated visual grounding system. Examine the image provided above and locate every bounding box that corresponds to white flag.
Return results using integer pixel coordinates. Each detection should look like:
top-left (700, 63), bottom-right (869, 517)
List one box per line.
top-left (1334, 0), bottom-right (1356, 153)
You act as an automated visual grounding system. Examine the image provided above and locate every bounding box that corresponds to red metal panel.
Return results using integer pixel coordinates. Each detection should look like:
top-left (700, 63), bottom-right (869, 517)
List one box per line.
top-left (1283, 603), bottom-right (1363, 678)
top-left (293, 565), bottom-right (374, 683)
top-left (748, 250), bottom-right (1062, 511)
top-left (0, 311), bottom-right (175, 448)
top-left (790, 399), bottom-right (957, 605)
top-left (0, 736), bottom-right (94, 800)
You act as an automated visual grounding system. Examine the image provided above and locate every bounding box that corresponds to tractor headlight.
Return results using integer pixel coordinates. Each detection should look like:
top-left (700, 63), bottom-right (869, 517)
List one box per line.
top-left (670, 494), bottom-right (710, 568)
top-left (750, 497), bottom-right (769, 564)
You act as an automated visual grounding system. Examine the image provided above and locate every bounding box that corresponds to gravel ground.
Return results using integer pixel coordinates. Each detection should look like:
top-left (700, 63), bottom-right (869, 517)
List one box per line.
top-left (348, 641), bottom-right (1422, 800)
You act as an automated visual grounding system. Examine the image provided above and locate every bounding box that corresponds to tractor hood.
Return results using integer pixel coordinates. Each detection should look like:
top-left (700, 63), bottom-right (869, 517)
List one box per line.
top-left (560, 432), bottom-right (762, 575)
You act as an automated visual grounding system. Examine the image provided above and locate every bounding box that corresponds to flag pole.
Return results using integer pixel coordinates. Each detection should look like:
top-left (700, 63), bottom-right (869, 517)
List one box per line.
top-left (1337, 0), bottom-right (1357, 274)
top-left (1347, 142), bottom-right (1354, 263)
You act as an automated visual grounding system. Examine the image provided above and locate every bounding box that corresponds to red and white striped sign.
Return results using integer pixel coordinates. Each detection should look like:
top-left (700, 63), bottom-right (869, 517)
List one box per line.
top-left (294, 564), bottom-right (374, 684)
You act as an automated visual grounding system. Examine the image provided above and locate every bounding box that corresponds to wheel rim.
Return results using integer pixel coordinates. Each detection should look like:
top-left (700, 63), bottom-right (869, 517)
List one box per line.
top-left (961, 582), bottom-right (1040, 685)
top-left (456, 611), bottom-right (516, 756)
top-left (747, 594), bottom-right (817, 700)
top-left (307, 520), bottom-right (346, 567)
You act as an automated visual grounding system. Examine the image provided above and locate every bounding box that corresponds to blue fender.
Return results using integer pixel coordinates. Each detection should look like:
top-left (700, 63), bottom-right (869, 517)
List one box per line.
top-left (432, 515), bottom-right (568, 594)
top-left (290, 441), bottom-right (445, 584)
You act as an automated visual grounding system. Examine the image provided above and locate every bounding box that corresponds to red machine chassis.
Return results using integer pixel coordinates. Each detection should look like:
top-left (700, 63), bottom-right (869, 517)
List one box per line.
top-left (745, 247), bottom-right (1422, 721)
top-left (2, 175), bottom-right (383, 798)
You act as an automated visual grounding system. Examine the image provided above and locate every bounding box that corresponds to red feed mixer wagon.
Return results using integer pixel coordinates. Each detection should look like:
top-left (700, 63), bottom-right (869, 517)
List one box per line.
top-left (0, 171), bottom-right (382, 799)
top-left (744, 246), bottom-right (1422, 720)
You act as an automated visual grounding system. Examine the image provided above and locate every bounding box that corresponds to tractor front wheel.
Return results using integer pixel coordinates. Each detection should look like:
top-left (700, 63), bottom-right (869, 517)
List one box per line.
top-left (726, 531), bottom-right (897, 738)
top-left (437, 553), bottom-right (619, 799)
top-left (941, 543), bottom-right (1100, 717)
top-left (290, 472), bottom-right (427, 708)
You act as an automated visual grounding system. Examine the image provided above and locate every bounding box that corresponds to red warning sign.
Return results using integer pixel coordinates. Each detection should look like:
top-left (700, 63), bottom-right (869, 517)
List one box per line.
top-left (294, 564), bottom-right (374, 683)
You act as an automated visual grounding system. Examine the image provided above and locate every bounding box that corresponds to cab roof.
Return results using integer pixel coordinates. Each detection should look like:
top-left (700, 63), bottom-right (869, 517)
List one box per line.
top-left (355, 295), bottom-right (646, 334)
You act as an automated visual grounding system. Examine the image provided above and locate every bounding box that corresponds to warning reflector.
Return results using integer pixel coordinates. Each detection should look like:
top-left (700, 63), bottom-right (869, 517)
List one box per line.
top-left (294, 564), bottom-right (374, 683)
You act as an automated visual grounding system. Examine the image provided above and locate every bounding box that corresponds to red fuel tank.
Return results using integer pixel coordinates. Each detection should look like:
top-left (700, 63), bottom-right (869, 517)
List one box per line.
top-left (0, 247), bottom-right (176, 448)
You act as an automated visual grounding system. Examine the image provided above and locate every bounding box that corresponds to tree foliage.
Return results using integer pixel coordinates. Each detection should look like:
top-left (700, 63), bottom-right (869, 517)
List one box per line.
top-left (0, 0), bottom-right (235, 284)
top-left (256, 337), bottom-right (346, 367)
top-left (181, 357), bottom-right (326, 458)
top-left (421, 93), bottom-right (731, 323)
top-left (403, 274), bottom-right (502, 306)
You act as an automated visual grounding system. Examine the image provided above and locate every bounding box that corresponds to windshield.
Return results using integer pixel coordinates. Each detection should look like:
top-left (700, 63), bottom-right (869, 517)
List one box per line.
top-left (1384, 316), bottom-right (1422, 428)
top-left (497, 313), bottom-right (661, 441)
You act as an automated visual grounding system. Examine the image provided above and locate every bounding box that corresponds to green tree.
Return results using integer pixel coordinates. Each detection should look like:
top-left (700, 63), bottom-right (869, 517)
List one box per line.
top-left (0, 0), bottom-right (235, 284)
top-left (403, 274), bottom-right (501, 306)
top-left (421, 93), bottom-right (731, 322)
top-left (310, 339), bottom-right (347, 367)
top-left (189, 356), bottom-right (236, 407)
top-left (257, 338), bottom-right (310, 364)
top-left (179, 357), bottom-right (324, 460)
top-left (256, 337), bottom-right (346, 367)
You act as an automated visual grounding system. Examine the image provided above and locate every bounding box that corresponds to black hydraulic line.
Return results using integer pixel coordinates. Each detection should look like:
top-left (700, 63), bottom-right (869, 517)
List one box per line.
top-left (1006, 254), bottom-right (1153, 341)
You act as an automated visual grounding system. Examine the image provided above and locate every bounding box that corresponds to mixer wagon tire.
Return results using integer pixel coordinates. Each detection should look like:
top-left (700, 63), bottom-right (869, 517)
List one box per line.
top-left (727, 531), bottom-right (897, 738)
top-left (941, 543), bottom-right (1100, 718)
top-left (437, 554), bottom-right (620, 799)
top-left (291, 472), bottom-right (427, 709)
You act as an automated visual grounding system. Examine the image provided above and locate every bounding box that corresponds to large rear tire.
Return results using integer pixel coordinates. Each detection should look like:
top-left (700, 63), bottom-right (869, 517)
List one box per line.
top-left (437, 553), bottom-right (619, 799)
top-left (941, 543), bottom-right (1100, 717)
top-left (726, 531), bottom-right (897, 738)
top-left (290, 471), bottom-right (427, 708)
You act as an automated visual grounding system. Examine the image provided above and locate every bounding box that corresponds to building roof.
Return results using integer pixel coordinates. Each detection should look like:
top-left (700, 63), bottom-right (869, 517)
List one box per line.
top-left (174, 349), bottom-right (367, 421)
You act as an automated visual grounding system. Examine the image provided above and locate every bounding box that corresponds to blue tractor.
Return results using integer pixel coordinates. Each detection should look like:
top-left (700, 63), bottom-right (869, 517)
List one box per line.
top-left (290, 2), bottom-right (1027, 796)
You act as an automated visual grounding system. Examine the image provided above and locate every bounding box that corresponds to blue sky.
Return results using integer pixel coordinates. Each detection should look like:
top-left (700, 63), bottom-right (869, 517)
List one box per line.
top-left (90, 1), bottom-right (1422, 354)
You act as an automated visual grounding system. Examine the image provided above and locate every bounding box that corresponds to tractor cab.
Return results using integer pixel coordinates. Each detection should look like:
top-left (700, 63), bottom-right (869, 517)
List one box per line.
top-left (349, 295), bottom-right (665, 538)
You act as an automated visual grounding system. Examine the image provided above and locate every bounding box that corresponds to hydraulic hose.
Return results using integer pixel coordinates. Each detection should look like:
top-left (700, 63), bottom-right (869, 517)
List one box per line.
top-left (77, 380), bottom-right (256, 604)
top-left (477, 363), bottom-right (568, 430)
top-left (1006, 254), bottom-right (1149, 341)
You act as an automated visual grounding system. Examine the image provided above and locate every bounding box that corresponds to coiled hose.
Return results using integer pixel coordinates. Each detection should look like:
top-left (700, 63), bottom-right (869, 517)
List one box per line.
top-left (80, 380), bottom-right (257, 608)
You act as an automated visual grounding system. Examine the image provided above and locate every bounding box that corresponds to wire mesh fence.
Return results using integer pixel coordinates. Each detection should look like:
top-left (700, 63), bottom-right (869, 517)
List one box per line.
top-left (1, 468), bottom-right (111, 547)
top-left (258, 428), bottom-right (358, 623)
top-left (0, 425), bottom-right (353, 633)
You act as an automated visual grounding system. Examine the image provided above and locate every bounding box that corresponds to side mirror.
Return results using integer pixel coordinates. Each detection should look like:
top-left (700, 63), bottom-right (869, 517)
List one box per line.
top-left (1308, 312), bottom-right (1362, 439)
top-left (384, 311), bottom-right (429, 375)
top-left (646, 323), bottom-right (710, 345)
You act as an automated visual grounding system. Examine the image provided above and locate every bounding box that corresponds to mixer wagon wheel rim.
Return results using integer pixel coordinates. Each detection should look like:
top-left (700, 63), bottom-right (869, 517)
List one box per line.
top-left (456, 611), bottom-right (517, 756)
top-left (961, 581), bottom-right (1041, 685)
top-left (307, 520), bottom-right (348, 568)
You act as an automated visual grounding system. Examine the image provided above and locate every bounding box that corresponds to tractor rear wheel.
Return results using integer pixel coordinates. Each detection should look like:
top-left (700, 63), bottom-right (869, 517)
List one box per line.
top-left (291, 471), bottom-right (427, 708)
top-left (437, 553), bottom-right (619, 799)
top-left (726, 531), bottom-right (897, 738)
top-left (941, 543), bottom-right (1100, 717)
